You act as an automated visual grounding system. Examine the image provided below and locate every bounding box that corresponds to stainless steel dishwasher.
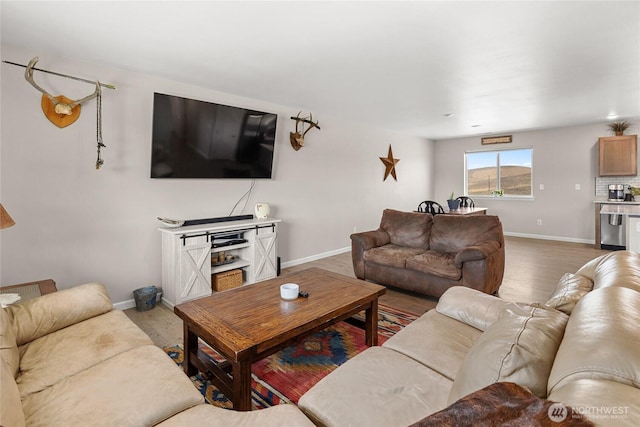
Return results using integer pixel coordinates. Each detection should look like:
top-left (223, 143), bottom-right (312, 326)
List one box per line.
top-left (600, 207), bottom-right (626, 250)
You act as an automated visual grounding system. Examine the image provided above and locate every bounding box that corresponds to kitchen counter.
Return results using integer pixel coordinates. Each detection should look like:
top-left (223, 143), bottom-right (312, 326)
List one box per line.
top-left (600, 204), bottom-right (640, 215)
top-left (594, 199), bottom-right (640, 205)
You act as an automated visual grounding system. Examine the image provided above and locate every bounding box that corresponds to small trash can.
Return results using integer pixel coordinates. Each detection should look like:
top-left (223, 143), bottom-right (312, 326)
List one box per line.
top-left (133, 286), bottom-right (158, 311)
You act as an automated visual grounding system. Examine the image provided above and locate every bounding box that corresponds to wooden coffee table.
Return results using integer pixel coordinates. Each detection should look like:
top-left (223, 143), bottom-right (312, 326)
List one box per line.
top-left (174, 267), bottom-right (386, 411)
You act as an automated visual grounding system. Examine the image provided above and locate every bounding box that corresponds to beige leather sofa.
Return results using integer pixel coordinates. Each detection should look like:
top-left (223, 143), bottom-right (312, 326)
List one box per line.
top-left (0, 283), bottom-right (314, 427)
top-left (299, 251), bottom-right (640, 426)
top-left (351, 209), bottom-right (505, 298)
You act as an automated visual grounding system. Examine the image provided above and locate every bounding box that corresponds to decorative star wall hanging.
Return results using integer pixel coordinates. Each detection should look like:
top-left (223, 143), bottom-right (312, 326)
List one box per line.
top-left (380, 144), bottom-right (400, 181)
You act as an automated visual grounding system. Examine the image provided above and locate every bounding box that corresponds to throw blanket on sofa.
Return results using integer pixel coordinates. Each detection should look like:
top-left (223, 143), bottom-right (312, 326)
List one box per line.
top-left (410, 382), bottom-right (594, 427)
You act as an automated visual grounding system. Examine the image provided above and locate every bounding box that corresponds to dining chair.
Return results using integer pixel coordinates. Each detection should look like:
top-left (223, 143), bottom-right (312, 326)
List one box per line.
top-left (417, 201), bottom-right (445, 215)
top-left (455, 196), bottom-right (475, 208)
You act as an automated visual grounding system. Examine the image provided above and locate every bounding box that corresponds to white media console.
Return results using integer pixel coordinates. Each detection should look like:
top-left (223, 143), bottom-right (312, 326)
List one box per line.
top-left (158, 217), bottom-right (281, 307)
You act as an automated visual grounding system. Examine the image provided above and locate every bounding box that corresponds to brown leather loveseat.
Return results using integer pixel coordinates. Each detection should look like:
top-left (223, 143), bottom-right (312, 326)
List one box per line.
top-left (351, 209), bottom-right (505, 298)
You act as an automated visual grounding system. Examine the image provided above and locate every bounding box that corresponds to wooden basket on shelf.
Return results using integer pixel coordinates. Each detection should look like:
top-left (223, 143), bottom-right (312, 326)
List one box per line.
top-left (212, 269), bottom-right (243, 292)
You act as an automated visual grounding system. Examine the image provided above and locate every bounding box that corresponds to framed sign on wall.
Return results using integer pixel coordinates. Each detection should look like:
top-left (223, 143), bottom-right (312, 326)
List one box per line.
top-left (481, 135), bottom-right (512, 145)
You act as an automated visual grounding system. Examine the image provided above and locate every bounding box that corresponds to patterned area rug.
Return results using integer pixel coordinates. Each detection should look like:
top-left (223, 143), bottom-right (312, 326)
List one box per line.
top-left (164, 304), bottom-right (418, 409)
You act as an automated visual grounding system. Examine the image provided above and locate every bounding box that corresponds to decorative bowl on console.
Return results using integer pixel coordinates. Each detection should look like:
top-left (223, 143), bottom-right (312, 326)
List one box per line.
top-left (157, 217), bottom-right (185, 228)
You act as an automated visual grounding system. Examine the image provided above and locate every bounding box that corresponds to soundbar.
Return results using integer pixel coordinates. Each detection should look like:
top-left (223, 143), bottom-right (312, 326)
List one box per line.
top-left (183, 214), bottom-right (253, 227)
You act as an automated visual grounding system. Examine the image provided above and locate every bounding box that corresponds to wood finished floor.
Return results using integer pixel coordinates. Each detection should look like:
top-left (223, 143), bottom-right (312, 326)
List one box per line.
top-left (124, 236), bottom-right (609, 349)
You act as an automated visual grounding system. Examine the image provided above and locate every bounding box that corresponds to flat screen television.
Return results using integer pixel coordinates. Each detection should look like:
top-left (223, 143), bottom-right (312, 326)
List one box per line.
top-left (150, 92), bottom-right (277, 178)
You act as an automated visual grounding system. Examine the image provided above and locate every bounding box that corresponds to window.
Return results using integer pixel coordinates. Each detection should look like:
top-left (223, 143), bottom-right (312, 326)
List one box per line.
top-left (465, 148), bottom-right (533, 197)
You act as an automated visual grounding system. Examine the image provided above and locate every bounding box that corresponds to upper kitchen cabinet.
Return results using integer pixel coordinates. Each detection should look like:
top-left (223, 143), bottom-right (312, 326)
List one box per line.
top-left (599, 135), bottom-right (638, 176)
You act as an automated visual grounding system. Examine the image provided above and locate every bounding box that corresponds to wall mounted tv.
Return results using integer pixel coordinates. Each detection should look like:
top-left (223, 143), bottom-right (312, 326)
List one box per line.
top-left (150, 92), bottom-right (277, 178)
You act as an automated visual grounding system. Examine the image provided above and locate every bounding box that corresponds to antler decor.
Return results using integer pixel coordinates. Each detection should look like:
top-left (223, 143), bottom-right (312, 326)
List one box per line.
top-left (290, 112), bottom-right (320, 150)
top-left (22, 57), bottom-right (109, 169)
top-left (25, 57), bottom-right (100, 128)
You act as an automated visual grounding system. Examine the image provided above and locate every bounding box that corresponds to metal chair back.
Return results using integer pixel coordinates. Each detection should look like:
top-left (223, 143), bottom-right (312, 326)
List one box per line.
top-left (455, 196), bottom-right (475, 208)
top-left (417, 201), bottom-right (445, 215)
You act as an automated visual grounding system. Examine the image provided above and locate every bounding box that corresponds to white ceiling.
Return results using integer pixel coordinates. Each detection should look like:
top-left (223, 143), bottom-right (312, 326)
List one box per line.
top-left (2, 1), bottom-right (639, 140)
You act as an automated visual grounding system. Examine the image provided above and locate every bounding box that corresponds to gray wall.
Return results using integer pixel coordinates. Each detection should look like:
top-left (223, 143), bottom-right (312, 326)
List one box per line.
top-left (433, 123), bottom-right (624, 243)
top-left (0, 45), bottom-right (434, 304)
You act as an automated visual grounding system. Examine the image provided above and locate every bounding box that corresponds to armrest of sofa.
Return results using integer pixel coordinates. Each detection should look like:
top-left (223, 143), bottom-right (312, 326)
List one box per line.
top-left (436, 286), bottom-right (509, 331)
top-left (5, 282), bottom-right (113, 346)
top-left (351, 229), bottom-right (390, 278)
top-left (351, 229), bottom-right (390, 251)
top-left (454, 241), bottom-right (500, 267)
top-left (409, 382), bottom-right (593, 427)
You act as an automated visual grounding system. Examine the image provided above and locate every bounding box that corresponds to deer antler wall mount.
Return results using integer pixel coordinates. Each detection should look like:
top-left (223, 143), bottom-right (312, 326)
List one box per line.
top-left (20, 57), bottom-right (113, 169)
top-left (290, 112), bottom-right (320, 150)
top-left (25, 57), bottom-right (101, 128)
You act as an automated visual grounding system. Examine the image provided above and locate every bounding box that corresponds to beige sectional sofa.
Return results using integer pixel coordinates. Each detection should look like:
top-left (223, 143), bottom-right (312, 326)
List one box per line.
top-left (3, 251), bottom-right (638, 426)
top-left (299, 251), bottom-right (640, 426)
top-left (0, 283), bottom-right (313, 427)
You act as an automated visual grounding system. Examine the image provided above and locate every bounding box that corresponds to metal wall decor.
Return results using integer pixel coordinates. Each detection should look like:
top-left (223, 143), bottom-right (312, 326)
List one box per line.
top-left (380, 144), bottom-right (400, 181)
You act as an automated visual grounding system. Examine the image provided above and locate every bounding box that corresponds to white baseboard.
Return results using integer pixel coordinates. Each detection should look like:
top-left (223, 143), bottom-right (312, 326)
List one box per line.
top-left (279, 234), bottom-right (595, 271)
top-left (113, 235), bottom-right (594, 308)
top-left (113, 291), bottom-right (163, 311)
top-left (113, 249), bottom-right (353, 308)
top-left (504, 231), bottom-right (594, 245)
top-left (280, 246), bottom-right (351, 269)
top-left (113, 299), bottom-right (135, 310)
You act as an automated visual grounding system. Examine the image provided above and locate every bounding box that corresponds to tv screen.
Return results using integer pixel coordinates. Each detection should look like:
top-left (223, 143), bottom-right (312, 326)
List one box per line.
top-left (150, 93), bottom-right (277, 178)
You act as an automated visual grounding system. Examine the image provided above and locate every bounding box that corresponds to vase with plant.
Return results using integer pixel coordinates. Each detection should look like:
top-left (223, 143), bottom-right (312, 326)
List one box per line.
top-left (607, 120), bottom-right (631, 136)
top-left (447, 192), bottom-right (460, 210)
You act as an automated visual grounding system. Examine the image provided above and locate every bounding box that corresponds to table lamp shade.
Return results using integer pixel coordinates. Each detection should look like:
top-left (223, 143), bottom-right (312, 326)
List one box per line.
top-left (0, 204), bottom-right (15, 229)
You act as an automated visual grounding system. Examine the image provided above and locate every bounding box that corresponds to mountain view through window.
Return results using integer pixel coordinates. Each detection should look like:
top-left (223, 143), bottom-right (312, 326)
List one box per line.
top-left (465, 148), bottom-right (532, 196)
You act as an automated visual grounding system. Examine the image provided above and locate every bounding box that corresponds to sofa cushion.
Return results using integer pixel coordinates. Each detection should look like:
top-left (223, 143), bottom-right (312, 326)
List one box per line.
top-left (17, 310), bottom-right (154, 397)
top-left (436, 286), bottom-right (510, 332)
top-left (379, 208), bottom-right (432, 248)
top-left (383, 310), bottom-right (482, 381)
top-left (0, 307), bottom-right (19, 378)
top-left (545, 272), bottom-right (593, 315)
top-left (576, 251), bottom-right (640, 293)
top-left (6, 283), bottom-right (113, 346)
top-left (299, 346), bottom-right (452, 427)
top-left (548, 379), bottom-right (640, 427)
top-left (363, 244), bottom-right (426, 269)
top-left (406, 250), bottom-right (461, 280)
top-left (21, 345), bottom-right (203, 427)
top-left (548, 287), bottom-right (640, 395)
top-left (430, 215), bottom-right (503, 254)
top-left (0, 357), bottom-right (25, 427)
top-left (448, 303), bottom-right (568, 404)
top-left (157, 403), bottom-right (315, 427)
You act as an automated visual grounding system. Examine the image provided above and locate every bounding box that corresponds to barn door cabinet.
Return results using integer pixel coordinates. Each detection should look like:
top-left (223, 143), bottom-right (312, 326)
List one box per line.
top-left (159, 217), bottom-right (281, 307)
top-left (599, 135), bottom-right (637, 176)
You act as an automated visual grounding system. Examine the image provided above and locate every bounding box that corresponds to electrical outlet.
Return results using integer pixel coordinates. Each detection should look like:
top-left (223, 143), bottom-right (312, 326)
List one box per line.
top-left (575, 184), bottom-right (581, 191)
top-left (353, 226), bottom-right (357, 233)
top-left (537, 219), bottom-right (543, 226)
top-left (539, 184), bottom-right (544, 190)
